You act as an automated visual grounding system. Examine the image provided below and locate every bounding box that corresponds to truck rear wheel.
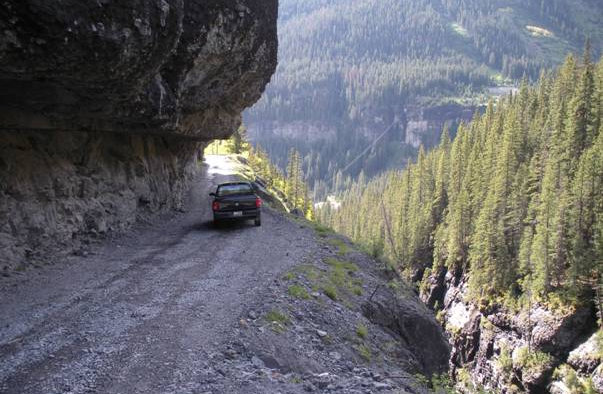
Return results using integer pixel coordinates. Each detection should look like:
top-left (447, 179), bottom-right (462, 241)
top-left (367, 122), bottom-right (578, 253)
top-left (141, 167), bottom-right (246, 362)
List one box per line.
top-left (254, 218), bottom-right (261, 226)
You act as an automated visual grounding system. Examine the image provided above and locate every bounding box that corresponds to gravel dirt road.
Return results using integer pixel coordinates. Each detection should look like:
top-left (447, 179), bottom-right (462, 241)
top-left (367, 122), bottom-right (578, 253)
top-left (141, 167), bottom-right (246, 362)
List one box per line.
top-left (0, 155), bottom-right (319, 393)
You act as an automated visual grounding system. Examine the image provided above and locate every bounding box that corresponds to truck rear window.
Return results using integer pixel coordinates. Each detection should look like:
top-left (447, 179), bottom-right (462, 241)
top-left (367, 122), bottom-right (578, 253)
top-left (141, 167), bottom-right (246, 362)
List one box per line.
top-left (217, 184), bottom-right (253, 196)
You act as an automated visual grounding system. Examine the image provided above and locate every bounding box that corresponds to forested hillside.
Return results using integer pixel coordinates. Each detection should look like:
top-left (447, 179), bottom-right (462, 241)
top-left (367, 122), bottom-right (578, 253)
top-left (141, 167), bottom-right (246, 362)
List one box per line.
top-left (319, 52), bottom-right (603, 391)
top-left (245, 0), bottom-right (603, 199)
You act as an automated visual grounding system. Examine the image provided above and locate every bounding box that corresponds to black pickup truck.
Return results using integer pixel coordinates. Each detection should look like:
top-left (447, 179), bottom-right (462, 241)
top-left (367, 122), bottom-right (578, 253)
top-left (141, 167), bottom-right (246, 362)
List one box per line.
top-left (210, 182), bottom-right (262, 226)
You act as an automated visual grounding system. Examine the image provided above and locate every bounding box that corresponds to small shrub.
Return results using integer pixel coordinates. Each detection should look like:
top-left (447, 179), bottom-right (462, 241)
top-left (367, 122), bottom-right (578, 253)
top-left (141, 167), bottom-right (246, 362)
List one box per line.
top-left (265, 310), bottom-right (290, 325)
top-left (515, 346), bottom-right (552, 376)
top-left (294, 264), bottom-right (321, 282)
top-left (413, 373), bottom-right (429, 387)
top-left (419, 267), bottom-right (432, 294)
top-left (456, 368), bottom-right (472, 389)
top-left (497, 344), bottom-right (513, 376)
top-left (356, 323), bottom-right (368, 339)
top-left (323, 285), bottom-right (338, 300)
top-left (325, 257), bottom-right (358, 272)
top-left (554, 364), bottom-right (597, 394)
top-left (356, 344), bottom-right (371, 361)
top-left (431, 373), bottom-right (454, 393)
top-left (436, 309), bottom-right (446, 325)
top-left (288, 284), bottom-right (310, 299)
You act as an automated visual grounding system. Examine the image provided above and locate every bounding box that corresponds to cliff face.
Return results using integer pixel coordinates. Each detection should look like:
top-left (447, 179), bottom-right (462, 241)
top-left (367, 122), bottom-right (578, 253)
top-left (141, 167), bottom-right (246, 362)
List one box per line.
top-left (0, 0), bottom-right (278, 270)
top-left (421, 268), bottom-right (601, 393)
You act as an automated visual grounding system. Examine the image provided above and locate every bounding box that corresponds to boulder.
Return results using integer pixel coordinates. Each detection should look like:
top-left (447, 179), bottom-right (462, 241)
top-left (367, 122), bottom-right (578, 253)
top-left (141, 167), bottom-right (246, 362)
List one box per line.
top-left (567, 332), bottom-right (602, 374)
top-left (361, 285), bottom-right (450, 376)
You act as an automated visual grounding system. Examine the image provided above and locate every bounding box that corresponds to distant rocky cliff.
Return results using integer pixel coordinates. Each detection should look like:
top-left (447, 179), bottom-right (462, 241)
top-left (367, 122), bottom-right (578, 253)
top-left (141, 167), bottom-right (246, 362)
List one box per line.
top-left (0, 0), bottom-right (278, 270)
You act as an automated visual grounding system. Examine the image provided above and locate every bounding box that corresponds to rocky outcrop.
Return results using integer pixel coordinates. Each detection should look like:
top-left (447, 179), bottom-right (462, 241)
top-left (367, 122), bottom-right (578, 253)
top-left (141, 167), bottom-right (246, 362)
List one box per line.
top-left (362, 285), bottom-right (451, 376)
top-left (0, 130), bottom-right (201, 267)
top-left (421, 268), bottom-right (599, 393)
top-left (0, 1), bottom-right (278, 270)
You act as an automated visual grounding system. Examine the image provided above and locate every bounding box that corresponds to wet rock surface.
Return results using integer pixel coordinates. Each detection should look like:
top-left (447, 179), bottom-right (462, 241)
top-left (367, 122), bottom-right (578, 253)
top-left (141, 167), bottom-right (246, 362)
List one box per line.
top-left (0, 156), bottom-right (444, 393)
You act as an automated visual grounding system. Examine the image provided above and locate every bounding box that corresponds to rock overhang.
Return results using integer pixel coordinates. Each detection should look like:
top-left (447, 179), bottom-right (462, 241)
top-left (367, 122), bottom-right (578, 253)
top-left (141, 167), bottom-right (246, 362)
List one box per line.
top-left (0, 0), bottom-right (278, 140)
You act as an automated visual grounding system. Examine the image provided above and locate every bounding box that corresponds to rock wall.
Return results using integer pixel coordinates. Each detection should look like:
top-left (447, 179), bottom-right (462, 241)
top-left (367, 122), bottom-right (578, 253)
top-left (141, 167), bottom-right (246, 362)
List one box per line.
top-left (0, 0), bottom-right (278, 270)
top-left (421, 267), bottom-right (601, 393)
top-left (0, 131), bottom-right (201, 268)
top-left (0, 0), bottom-right (278, 139)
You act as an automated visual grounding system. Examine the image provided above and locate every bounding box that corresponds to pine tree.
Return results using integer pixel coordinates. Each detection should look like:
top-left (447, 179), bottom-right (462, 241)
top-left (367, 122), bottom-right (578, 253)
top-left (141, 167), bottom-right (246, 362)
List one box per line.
top-left (320, 52), bottom-right (603, 308)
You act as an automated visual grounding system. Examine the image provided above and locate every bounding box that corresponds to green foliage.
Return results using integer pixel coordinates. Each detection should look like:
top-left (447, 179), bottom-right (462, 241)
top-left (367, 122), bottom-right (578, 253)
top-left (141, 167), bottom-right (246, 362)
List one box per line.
top-left (320, 53), bottom-right (603, 307)
top-left (323, 258), bottom-right (363, 298)
top-left (265, 309), bottom-right (291, 333)
top-left (327, 238), bottom-right (350, 256)
top-left (553, 364), bottom-right (597, 394)
top-left (311, 221), bottom-right (334, 238)
top-left (456, 368), bottom-right (480, 393)
top-left (265, 310), bottom-right (290, 325)
top-left (413, 372), bottom-right (455, 393)
top-left (227, 125), bottom-right (249, 154)
top-left (323, 285), bottom-right (338, 301)
top-left (515, 347), bottom-right (553, 376)
top-left (355, 343), bottom-right (372, 362)
top-left (285, 148), bottom-right (314, 217)
top-left (283, 272), bottom-right (296, 281)
top-left (430, 373), bottom-right (455, 393)
top-left (435, 310), bottom-right (446, 325)
top-left (355, 323), bottom-right (368, 339)
top-left (497, 344), bottom-right (514, 376)
top-left (288, 285), bottom-right (310, 300)
top-left (247, 0), bottom-right (603, 199)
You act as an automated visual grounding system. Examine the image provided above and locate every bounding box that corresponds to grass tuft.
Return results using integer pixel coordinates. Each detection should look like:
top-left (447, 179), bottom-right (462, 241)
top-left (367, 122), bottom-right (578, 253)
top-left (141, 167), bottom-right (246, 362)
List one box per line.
top-left (265, 309), bottom-right (290, 324)
top-left (288, 284), bottom-right (310, 299)
top-left (283, 272), bottom-right (296, 281)
top-left (356, 323), bottom-right (368, 339)
top-left (327, 238), bottom-right (350, 255)
top-left (323, 284), bottom-right (338, 301)
top-left (356, 344), bottom-right (372, 361)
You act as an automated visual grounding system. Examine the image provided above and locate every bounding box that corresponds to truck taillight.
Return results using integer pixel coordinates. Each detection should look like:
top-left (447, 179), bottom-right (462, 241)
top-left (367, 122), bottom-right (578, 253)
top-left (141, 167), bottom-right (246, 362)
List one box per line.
top-left (212, 201), bottom-right (220, 211)
top-left (256, 198), bottom-right (262, 208)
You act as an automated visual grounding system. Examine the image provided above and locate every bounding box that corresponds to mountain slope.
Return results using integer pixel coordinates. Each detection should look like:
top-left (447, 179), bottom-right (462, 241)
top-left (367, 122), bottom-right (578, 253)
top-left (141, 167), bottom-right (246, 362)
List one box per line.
top-left (245, 0), bottom-right (603, 197)
top-left (319, 54), bottom-right (603, 392)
